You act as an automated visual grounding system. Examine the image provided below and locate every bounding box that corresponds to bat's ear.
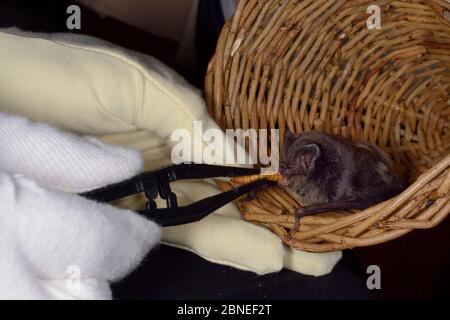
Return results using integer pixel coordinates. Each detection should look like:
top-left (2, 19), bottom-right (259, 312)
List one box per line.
top-left (284, 130), bottom-right (296, 151)
top-left (299, 144), bottom-right (321, 175)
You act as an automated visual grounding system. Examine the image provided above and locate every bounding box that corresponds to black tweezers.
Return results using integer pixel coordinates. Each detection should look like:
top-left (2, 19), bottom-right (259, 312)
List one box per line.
top-left (81, 163), bottom-right (276, 226)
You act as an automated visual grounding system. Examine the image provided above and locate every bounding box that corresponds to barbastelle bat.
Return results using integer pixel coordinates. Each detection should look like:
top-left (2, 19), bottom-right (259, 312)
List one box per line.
top-left (279, 131), bottom-right (405, 235)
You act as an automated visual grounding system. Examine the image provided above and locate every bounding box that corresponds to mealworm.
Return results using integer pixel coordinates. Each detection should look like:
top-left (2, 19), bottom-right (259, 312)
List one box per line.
top-left (230, 172), bottom-right (283, 184)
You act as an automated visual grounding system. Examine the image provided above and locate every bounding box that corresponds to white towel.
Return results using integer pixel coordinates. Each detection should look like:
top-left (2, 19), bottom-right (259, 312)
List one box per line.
top-left (0, 113), bottom-right (161, 299)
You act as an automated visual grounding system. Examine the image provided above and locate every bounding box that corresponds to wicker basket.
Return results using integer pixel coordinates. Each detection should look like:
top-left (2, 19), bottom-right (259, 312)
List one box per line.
top-left (204, 0), bottom-right (450, 252)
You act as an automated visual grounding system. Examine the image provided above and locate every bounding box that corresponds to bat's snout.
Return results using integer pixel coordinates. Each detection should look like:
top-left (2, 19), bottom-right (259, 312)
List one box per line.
top-left (277, 170), bottom-right (290, 187)
top-left (278, 178), bottom-right (290, 187)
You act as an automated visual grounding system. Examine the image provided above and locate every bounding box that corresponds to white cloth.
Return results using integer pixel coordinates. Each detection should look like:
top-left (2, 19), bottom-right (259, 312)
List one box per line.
top-left (0, 113), bottom-right (161, 299)
top-left (0, 28), bottom-right (341, 278)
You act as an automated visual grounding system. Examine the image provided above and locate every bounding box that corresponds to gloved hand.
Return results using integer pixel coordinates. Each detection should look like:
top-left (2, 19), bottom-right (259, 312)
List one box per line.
top-left (0, 113), bottom-right (161, 299)
top-left (0, 28), bottom-right (341, 277)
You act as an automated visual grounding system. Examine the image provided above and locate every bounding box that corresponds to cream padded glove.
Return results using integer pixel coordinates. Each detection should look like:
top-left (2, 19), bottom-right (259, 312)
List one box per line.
top-left (0, 28), bottom-right (341, 276)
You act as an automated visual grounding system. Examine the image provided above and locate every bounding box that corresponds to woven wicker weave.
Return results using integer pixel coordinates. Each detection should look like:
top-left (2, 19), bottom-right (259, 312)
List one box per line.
top-left (205, 0), bottom-right (450, 252)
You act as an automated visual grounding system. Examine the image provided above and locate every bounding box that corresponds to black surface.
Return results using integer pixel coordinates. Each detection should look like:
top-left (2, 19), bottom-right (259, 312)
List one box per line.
top-left (0, 0), bottom-right (70, 32)
top-left (195, 0), bottom-right (225, 87)
top-left (0, 0), bottom-right (180, 78)
top-left (112, 245), bottom-right (377, 300)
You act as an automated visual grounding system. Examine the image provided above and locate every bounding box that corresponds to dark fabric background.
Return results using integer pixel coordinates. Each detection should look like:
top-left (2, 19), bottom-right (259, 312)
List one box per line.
top-left (111, 245), bottom-right (376, 300)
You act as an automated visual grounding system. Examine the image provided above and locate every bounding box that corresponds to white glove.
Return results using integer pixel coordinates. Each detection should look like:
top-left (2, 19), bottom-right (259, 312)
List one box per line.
top-left (0, 113), bottom-right (161, 299)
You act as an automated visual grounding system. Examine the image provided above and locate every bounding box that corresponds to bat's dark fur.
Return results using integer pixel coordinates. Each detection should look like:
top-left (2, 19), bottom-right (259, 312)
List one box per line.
top-left (279, 131), bottom-right (405, 234)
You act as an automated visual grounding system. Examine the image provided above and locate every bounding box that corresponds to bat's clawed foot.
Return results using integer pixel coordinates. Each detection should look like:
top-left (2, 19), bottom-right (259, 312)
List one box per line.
top-left (290, 207), bottom-right (307, 239)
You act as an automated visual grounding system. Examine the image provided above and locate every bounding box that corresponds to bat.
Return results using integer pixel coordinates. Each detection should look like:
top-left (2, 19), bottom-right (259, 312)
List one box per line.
top-left (280, 130), bottom-right (406, 235)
